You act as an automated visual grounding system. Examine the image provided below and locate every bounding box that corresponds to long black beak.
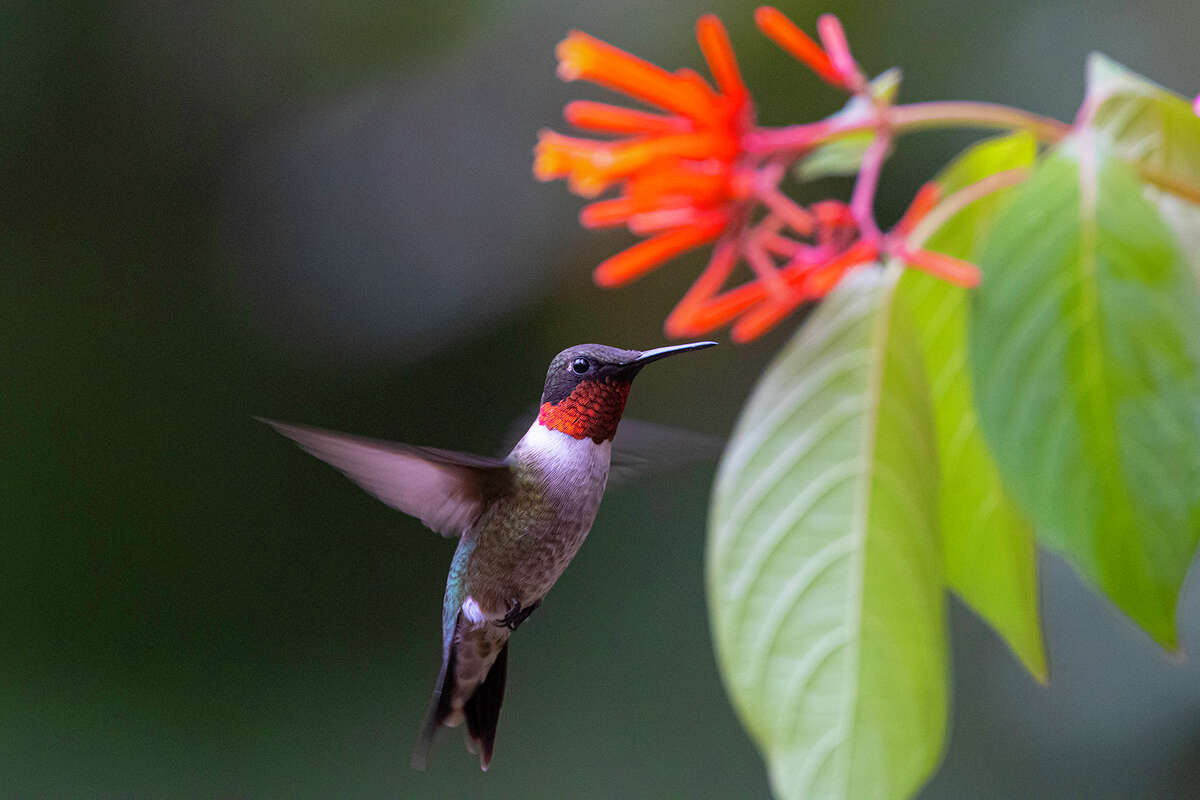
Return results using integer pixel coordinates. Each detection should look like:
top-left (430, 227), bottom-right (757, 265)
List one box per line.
top-left (631, 340), bottom-right (718, 367)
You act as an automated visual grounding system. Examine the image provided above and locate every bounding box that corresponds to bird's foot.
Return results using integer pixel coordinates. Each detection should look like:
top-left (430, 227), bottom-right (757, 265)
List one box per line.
top-left (494, 598), bottom-right (540, 630)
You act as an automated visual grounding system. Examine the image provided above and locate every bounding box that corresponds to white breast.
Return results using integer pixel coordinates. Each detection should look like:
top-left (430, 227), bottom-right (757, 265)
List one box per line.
top-left (509, 421), bottom-right (612, 593)
top-left (513, 421), bottom-right (612, 492)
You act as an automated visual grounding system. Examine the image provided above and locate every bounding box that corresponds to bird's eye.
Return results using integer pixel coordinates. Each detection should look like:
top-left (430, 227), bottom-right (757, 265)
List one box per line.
top-left (570, 357), bottom-right (591, 374)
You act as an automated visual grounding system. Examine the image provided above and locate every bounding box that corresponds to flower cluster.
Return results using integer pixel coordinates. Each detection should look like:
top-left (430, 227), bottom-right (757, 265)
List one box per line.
top-left (534, 16), bottom-right (751, 290)
top-left (535, 7), bottom-right (983, 342)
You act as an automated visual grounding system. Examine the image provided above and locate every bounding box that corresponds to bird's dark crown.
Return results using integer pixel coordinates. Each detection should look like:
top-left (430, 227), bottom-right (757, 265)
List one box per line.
top-left (540, 343), bottom-right (643, 406)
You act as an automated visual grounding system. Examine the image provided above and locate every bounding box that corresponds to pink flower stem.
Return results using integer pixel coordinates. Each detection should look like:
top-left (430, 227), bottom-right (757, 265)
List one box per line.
top-left (849, 127), bottom-right (892, 242)
top-left (816, 14), bottom-right (865, 92)
top-left (745, 101), bottom-right (1069, 154)
top-left (888, 102), bottom-right (1069, 141)
top-left (762, 232), bottom-right (802, 257)
top-left (756, 185), bottom-right (816, 236)
top-left (742, 116), bottom-right (862, 154)
top-left (743, 238), bottom-right (790, 300)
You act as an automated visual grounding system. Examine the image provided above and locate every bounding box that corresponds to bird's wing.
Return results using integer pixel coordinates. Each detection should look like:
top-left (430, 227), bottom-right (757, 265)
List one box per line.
top-left (608, 417), bottom-right (725, 485)
top-left (259, 418), bottom-right (512, 537)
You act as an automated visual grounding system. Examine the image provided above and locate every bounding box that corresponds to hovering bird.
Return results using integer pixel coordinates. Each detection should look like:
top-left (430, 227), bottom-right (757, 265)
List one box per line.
top-left (260, 341), bottom-right (716, 771)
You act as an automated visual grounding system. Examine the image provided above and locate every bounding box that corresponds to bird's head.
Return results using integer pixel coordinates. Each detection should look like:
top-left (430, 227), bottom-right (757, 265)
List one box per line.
top-left (537, 341), bottom-right (716, 443)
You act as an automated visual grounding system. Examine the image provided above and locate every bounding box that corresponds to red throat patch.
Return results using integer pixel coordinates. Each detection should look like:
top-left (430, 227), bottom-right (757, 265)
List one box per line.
top-left (538, 378), bottom-right (631, 443)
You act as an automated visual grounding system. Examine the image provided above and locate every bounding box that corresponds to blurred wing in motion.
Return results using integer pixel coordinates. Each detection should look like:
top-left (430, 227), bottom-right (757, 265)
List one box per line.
top-left (258, 417), bottom-right (512, 537)
top-left (608, 417), bottom-right (725, 485)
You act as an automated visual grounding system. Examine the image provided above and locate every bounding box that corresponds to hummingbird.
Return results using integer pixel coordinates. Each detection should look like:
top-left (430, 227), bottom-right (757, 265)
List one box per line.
top-left (260, 340), bottom-right (716, 771)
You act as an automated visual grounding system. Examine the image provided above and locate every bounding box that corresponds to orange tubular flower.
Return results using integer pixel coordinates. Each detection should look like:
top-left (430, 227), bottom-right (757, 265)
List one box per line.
top-left (664, 185), bottom-right (949, 343)
top-left (754, 7), bottom-right (843, 87)
top-left (535, 15), bottom-right (753, 288)
top-left (536, 8), bottom-right (985, 343)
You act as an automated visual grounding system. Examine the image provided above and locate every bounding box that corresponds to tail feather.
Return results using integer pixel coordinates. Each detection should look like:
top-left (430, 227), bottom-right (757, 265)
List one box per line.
top-left (464, 642), bottom-right (508, 771)
top-left (409, 620), bottom-right (511, 772)
top-left (409, 640), bottom-right (458, 771)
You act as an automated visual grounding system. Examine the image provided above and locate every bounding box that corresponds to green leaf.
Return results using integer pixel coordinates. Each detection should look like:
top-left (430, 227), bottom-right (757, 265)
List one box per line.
top-left (1085, 52), bottom-right (1200, 199)
top-left (1083, 53), bottom-right (1200, 284)
top-left (795, 69), bottom-right (902, 181)
top-left (709, 268), bottom-right (946, 800)
top-left (897, 133), bottom-right (1047, 681)
top-left (1148, 188), bottom-right (1200, 283)
top-left (970, 135), bottom-right (1200, 648)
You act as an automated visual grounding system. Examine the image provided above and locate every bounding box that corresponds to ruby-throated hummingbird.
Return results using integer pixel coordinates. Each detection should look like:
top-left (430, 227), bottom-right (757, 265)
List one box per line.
top-left (260, 341), bottom-right (716, 771)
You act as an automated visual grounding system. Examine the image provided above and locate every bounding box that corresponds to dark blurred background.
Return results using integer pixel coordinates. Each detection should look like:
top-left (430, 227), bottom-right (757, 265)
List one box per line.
top-left (5, 1), bottom-right (1200, 796)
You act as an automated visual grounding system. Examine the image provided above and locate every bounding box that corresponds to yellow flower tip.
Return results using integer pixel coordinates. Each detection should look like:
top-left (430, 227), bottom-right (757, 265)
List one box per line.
top-left (557, 61), bottom-right (582, 82)
top-left (566, 172), bottom-right (609, 198)
top-left (555, 32), bottom-right (593, 81)
top-left (533, 130), bottom-right (569, 181)
top-left (532, 155), bottom-right (558, 182)
top-left (588, 149), bottom-right (615, 169)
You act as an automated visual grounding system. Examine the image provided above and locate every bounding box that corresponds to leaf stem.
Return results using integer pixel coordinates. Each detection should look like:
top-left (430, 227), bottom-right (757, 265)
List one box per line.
top-left (745, 101), bottom-right (1069, 154)
top-left (1135, 164), bottom-right (1200, 205)
top-left (889, 102), bottom-right (1070, 142)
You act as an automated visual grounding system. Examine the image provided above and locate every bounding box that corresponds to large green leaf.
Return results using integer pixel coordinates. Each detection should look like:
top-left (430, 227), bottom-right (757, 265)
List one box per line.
top-left (1085, 52), bottom-right (1200, 197)
top-left (898, 133), bottom-right (1046, 681)
top-left (1150, 189), bottom-right (1200, 282)
top-left (709, 268), bottom-right (946, 800)
top-left (970, 135), bottom-right (1200, 648)
top-left (1084, 53), bottom-right (1200, 281)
